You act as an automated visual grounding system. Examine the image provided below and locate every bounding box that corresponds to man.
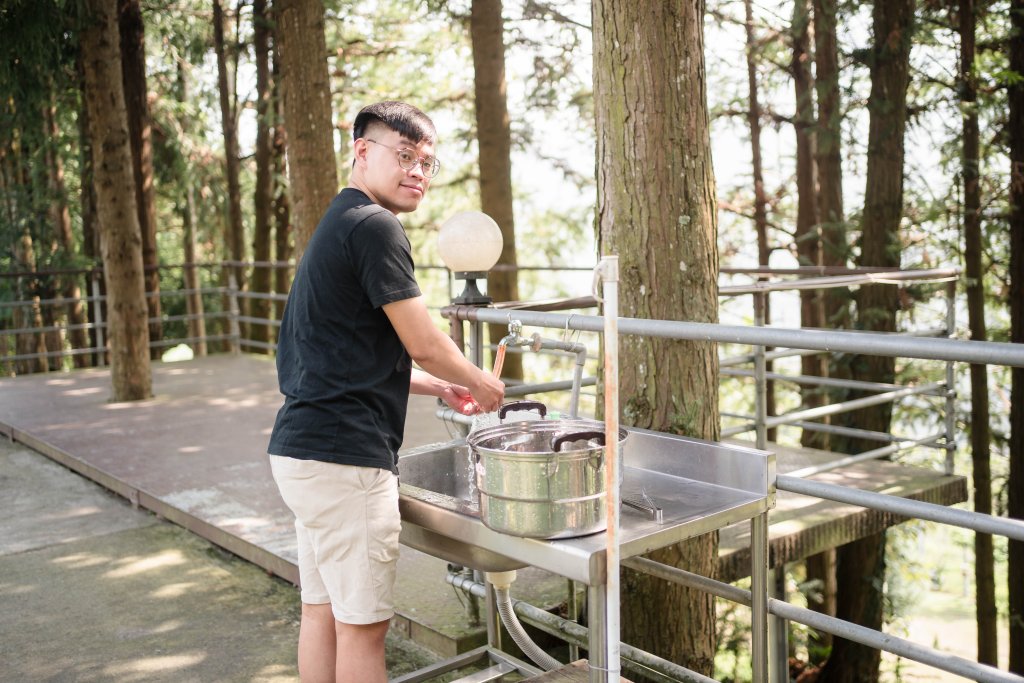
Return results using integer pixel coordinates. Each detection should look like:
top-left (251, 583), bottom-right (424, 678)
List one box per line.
top-left (268, 101), bottom-right (504, 683)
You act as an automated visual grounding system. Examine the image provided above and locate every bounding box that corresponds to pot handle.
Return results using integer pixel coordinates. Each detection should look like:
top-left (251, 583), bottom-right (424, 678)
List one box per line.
top-left (499, 400), bottom-right (548, 421)
top-left (551, 431), bottom-right (606, 452)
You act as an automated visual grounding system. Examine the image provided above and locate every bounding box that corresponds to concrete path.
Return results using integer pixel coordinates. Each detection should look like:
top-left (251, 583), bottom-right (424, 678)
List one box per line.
top-left (0, 437), bottom-right (442, 682)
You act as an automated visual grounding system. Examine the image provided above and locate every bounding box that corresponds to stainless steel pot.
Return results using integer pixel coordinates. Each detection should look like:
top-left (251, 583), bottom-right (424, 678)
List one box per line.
top-left (468, 401), bottom-right (629, 539)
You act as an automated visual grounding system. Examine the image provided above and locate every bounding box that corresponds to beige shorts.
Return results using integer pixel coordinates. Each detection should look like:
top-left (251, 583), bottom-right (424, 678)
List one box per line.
top-left (269, 455), bottom-right (401, 625)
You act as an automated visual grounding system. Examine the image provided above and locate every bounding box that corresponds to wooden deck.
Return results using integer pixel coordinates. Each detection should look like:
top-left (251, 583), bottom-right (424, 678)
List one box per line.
top-left (0, 354), bottom-right (968, 642)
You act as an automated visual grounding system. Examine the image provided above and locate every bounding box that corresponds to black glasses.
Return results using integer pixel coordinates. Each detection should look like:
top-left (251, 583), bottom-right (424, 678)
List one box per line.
top-left (365, 139), bottom-right (440, 178)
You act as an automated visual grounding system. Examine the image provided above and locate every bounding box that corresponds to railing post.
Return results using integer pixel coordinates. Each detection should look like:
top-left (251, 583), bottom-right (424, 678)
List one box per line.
top-left (91, 272), bottom-right (105, 368)
top-left (944, 279), bottom-right (957, 474)
top-left (751, 511), bottom-right (770, 683)
top-left (228, 270), bottom-right (241, 355)
top-left (768, 566), bottom-right (789, 683)
top-left (754, 290), bottom-right (768, 451)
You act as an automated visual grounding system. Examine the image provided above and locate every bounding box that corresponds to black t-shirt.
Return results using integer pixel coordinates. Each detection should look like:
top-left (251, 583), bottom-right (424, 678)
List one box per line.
top-left (268, 188), bottom-right (422, 472)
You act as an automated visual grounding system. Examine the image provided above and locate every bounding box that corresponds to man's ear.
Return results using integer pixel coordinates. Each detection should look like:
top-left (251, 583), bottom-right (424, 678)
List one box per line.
top-left (352, 138), bottom-right (369, 167)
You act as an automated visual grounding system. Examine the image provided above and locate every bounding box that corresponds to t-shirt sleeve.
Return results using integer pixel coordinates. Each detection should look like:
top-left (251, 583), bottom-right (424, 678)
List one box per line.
top-left (348, 211), bottom-right (422, 308)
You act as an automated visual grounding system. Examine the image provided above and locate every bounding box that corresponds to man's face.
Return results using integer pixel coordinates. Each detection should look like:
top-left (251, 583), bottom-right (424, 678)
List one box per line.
top-left (354, 127), bottom-right (435, 215)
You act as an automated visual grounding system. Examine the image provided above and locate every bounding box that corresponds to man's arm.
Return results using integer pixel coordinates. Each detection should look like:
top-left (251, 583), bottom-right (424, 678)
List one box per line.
top-left (384, 296), bottom-right (504, 412)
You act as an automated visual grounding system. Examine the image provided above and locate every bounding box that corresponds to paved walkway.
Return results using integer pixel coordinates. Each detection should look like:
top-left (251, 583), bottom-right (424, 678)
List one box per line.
top-left (0, 354), bottom-right (565, 680)
top-left (0, 437), bottom-right (443, 682)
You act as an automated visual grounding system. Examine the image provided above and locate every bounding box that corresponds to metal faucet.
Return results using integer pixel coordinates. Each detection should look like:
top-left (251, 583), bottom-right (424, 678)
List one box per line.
top-left (498, 320), bottom-right (531, 348)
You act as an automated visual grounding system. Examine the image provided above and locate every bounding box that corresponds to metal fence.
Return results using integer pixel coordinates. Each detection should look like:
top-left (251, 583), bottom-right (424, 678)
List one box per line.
top-left (3, 262), bottom-right (1024, 681)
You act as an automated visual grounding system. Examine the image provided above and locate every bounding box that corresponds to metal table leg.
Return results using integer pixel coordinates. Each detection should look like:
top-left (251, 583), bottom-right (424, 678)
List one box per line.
top-left (751, 511), bottom-right (769, 682)
top-left (588, 584), bottom-right (609, 682)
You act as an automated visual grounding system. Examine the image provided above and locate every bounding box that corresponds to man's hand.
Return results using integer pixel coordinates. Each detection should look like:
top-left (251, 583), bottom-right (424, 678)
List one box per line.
top-left (441, 383), bottom-right (481, 415)
top-left (469, 372), bottom-right (505, 413)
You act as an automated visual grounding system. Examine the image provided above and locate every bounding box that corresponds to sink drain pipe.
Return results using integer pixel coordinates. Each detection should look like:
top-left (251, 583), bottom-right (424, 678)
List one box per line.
top-left (482, 570), bottom-right (561, 671)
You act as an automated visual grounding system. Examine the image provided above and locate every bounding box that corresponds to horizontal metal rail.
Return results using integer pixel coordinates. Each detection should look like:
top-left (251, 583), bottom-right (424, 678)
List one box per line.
top-left (762, 382), bottom-right (944, 429)
top-left (622, 556), bottom-right (1024, 683)
top-left (443, 306), bottom-right (1024, 368)
top-left (783, 434), bottom-right (948, 476)
top-left (719, 267), bottom-right (959, 296)
top-left (721, 367), bottom-right (945, 395)
top-left (235, 316), bottom-right (282, 328)
top-left (778, 475), bottom-right (1024, 541)
top-left (238, 339), bottom-right (277, 351)
top-left (232, 290), bottom-right (288, 303)
top-left (789, 420), bottom-right (926, 444)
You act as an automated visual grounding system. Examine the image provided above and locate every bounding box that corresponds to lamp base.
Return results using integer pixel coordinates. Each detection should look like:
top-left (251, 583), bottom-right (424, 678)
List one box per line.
top-left (452, 272), bottom-right (492, 305)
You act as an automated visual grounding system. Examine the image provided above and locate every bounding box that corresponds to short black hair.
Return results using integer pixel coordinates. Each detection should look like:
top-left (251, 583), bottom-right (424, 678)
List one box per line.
top-left (352, 101), bottom-right (437, 145)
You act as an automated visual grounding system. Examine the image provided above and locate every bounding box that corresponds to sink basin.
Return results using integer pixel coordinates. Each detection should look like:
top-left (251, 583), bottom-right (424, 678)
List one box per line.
top-left (398, 431), bottom-right (775, 583)
top-left (398, 441), bottom-right (527, 572)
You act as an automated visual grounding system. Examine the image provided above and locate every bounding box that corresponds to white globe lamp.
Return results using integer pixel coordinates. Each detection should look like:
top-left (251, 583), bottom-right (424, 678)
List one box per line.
top-left (438, 211), bottom-right (504, 305)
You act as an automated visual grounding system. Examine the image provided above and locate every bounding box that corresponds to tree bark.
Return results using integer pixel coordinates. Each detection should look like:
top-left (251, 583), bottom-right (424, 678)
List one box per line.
top-left (250, 0), bottom-right (273, 352)
top-left (175, 57), bottom-right (207, 357)
top-left (276, 0), bottom-right (337, 260)
top-left (76, 50), bottom-right (104, 366)
top-left (43, 101), bottom-right (91, 369)
top-left (14, 231), bottom-right (48, 375)
top-left (593, 1), bottom-right (719, 675)
top-left (471, 0), bottom-right (522, 381)
top-left (744, 0), bottom-right (776, 441)
top-left (1008, 0), bottom-right (1024, 672)
top-left (812, 0), bottom-right (849, 329)
top-left (820, 1), bottom-right (915, 681)
top-left (792, 0), bottom-right (826, 450)
top-left (958, 0), bottom-right (997, 665)
top-left (271, 35), bottom-right (292, 324)
top-left (119, 0), bottom-right (161, 358)
top-left (80, 0), bottom-right (152, 401)
top-left (213, 0), bottom-right (247, 322)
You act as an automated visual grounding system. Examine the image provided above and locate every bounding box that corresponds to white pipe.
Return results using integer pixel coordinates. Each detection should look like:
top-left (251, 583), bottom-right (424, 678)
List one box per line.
top-left (599, 255), bottom-right (621, 682)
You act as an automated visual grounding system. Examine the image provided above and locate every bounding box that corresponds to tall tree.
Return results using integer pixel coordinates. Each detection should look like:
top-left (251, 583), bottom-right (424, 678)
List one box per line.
top-left (820, 1), bottom-right (915, 681)
top-left (1008, 0), bottom-right (1024, 672)
top-left (119, 0), bottom-right (161, 358)
top-left (471, 0), bottom-right (523, 381)
top-left (176, 55), bottom-right (206, 357)
top-left (593, 0), bottom-right (719, 675)
top-left (958, 0), bottom-right (997, 665)
top-left (276, 0), bottom-right (337, 260)
top-left (812, 0), bottom-right (849, 327)
top-left (744, 0), bottom-right (776, 439)
top-left (271, 37), bottom-right (292, 324)
top-left (213, 0), bottom-right (247, 307)
top-left (250, 0), bottom-right (274, 351)
top-left (43, 100), bottom-right (90, 369)
top-left (80, 0), bottom-right (152, 401)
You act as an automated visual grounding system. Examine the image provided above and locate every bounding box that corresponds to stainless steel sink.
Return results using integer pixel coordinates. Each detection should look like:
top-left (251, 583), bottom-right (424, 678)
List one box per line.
top-left (398, 441), bottom-right (527, 572)
top-left (397, 430), bottom-right (775, 583)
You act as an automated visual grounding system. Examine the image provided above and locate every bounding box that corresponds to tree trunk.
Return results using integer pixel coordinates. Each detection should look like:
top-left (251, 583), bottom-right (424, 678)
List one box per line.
top-left (593, 1), bottom-right (719, 675)
top-left (174, 57), bottom-right (207, 357)
top-left (792, 0), bottom-right (826, 451)
top-left (471, 0), bottom-right (522, 381)
top-left (76, 49), bottom-right (104, 366)
top-left (271, 36), bottom-right (292, 324)
top-left (812, 0), bottom-right (849, 329)
top-left (14, 232), bottom-right (49, 375)
top-left (80, 0), bottom-right (152, 401)
top-left (119, 0), bottom-right (161, 358)
top-left (958, 0), bottom-right (997, 665)
top-left (744, 0), bottom-right (776, 441)
top-left (44, 101), bottom-right (91, 369)
top-left (250, 0), bottom-right (273, 353)
top-left (276, 0), bottom-right (337, 260)
top-left (1008, 0), bottom-right (1024, 672)
top-left (213, 0), bottom-right (247, 325)
top-left (819, 1), bottom-right (915, 681)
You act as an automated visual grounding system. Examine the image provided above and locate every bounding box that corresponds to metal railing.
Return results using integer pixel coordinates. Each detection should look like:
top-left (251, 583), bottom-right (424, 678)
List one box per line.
top-left (4, 262), bottom-right (1023, 680)
top-left (440, 290), bottom-right (1024, 683)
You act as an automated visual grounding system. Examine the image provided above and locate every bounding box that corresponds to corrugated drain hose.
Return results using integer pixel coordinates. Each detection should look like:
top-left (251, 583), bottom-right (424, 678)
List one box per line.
top-left (486, 571), bottom-right (561, 671)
